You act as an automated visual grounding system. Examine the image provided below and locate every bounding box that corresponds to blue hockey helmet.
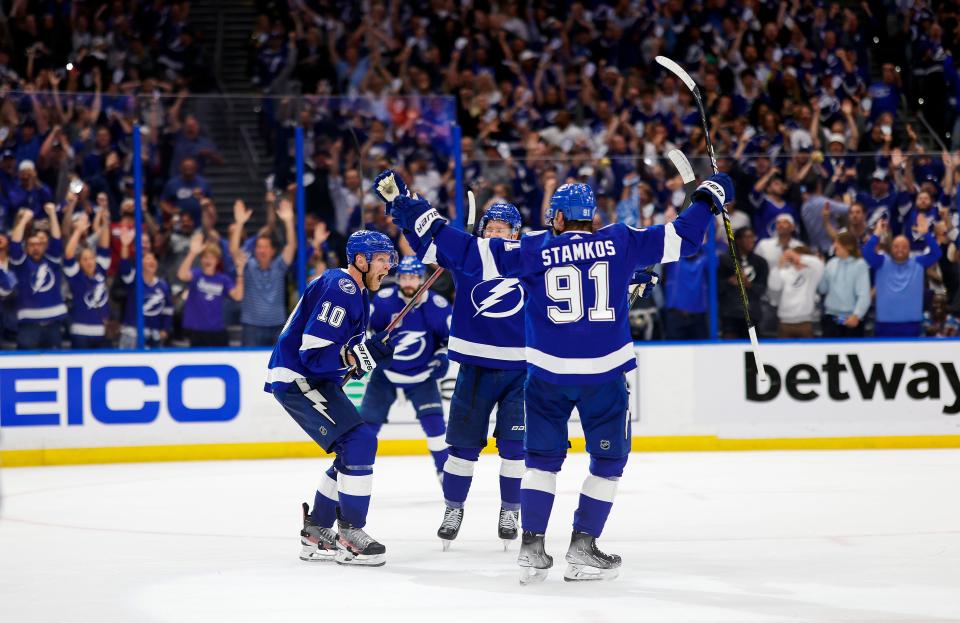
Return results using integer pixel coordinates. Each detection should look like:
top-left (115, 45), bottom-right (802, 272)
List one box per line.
top-left (346, 230), bottom-right (398, 270)
top-left (547, 183), bottom-right (597, 223)
top-left (478, 202), bottom-right (522, 236)
top-left (396, 255), bottom-right (425, 277)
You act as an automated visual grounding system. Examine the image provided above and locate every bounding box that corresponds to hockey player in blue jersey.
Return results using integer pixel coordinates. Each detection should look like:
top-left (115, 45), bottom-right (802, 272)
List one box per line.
top-left (423, 203), bottom-right (528, 551)
top-left (375, 168), bottom-right (732, 583)
top-left (360, 255), bottom-right (452, 477)
top-left (265, 230), bottom-right (399, 567)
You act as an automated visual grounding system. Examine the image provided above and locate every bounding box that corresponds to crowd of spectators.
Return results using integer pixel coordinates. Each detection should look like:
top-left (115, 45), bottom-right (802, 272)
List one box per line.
top-left (1, 1), bottom-right (960, 349)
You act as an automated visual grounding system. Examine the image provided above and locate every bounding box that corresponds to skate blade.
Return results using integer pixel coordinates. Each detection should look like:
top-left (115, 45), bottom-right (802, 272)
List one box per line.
top-left (441, 538), bottom-right (452, 552)
top-left (502, 539), bottom-right (513, 552)
top-left (563, 563), bottom-right (620, 582)
top-left (334, 548), bottom-right (386, 567)
top-left (299, 540), bottom-right (336, 562)
top-left (519, 566), bottom-right (550, 585)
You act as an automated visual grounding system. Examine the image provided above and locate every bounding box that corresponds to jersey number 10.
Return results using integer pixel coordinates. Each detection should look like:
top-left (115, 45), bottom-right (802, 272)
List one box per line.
top-left (545, 261), bottom-right (615, 324)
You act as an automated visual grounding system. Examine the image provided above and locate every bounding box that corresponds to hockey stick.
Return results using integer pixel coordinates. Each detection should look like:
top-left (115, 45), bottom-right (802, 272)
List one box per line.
top-left (655, 56), bottom-right (768, 383)
top-left (466, 189), bottom-right (477, 233)
top-left (340, 266), bottom-right (446, 386)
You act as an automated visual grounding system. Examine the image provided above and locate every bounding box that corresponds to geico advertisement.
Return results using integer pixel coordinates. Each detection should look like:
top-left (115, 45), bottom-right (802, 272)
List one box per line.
top-left (635, 341), bottom-right (960, 436)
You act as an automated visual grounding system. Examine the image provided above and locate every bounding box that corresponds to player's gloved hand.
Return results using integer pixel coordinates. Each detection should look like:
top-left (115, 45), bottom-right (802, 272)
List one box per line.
top-left (691, 173), bottom-right (735, 215)
top-left (372, 169), bottom-right (408, 204)
top-left (629, 270), bottom-right (660, 299)
top-left (390, 194), bottom-right (447, 240)
top-left (427, 351), bottom-right (449, 380)
top-left (349, 330), bottom-right (397, 376)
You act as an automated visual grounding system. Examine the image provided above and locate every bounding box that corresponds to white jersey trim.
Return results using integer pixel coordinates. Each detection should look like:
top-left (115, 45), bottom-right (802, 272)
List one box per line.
top-left (300, 334), bottom-right (334, 351)
top-left (69, 322), bottom-right (106, 336)
top-left (426, 434), bottom-right (448, 452)
top-left (525, 341), bottom-right (634, 375)
top-left (62, 261), bottom-right (80, 277)
top-left (443, 455), bottom-right (477, 478)
top-left (265, 366), bottom-right (305, 385)
top-left (661, 221), bottom-right (682, 263)
top-left (18, 304), bottom-right (68, 321)
top-left (477, 238), bottom-right (502, 280)
top-left (500, 458), bottom-right (525, 478)
top-left (448, 336), bottom-right (526, 361)
top-left (382, 368), bottom-right (432, 384)
top-left (317, 471), bottom-right (339, 502)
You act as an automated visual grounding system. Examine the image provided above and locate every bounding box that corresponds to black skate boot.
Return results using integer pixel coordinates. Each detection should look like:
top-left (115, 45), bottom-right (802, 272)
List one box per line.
top-left (335, 511), bottom-right (386, 567)
top-left (437, 506), bottom-right (464, 551)
top-left (517, 530), bottom-right (552, 584)
top-left (300, 502), bottom-right (338, 562)
top-left (563, 530), bottom-right (622, 581)
top-left (498, 507), bottom-right (519, 550)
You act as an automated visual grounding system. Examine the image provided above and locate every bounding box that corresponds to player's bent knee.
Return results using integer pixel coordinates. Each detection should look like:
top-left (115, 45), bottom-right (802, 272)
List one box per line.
top-left (525, 451), bottom-right (565, 473)
top-left (337, 424), bottom-right (378, 473)
top-left (449, 446), bottom-right (482, 462)
top-left (589, 454), bottom-right (628, 479)
top-left (496, 438), bottom-right (524, 461)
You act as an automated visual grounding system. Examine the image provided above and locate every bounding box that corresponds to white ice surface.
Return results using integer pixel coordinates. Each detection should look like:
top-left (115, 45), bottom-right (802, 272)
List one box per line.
top-left (2, 450), bottom-right (960, 623)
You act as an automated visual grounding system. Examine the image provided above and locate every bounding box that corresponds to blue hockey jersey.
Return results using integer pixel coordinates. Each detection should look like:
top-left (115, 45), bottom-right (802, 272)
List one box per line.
top-left (265, 268), bottom-right (370, 392)
top-left (418, 238), bottom-right (526, 370)
top-left (63, 246), bottom-right (112, 337)
top-left (419, 199), bottom-right (714, 384)
top-left (118, 259), bottom-right (174, 342)
top-left (8, 237), bottom-right (67, 323)
top-left (369, 286), bottom-right (451, 386)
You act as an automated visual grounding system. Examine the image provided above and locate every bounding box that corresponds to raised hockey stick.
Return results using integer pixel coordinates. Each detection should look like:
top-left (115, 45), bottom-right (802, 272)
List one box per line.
top-left (655, 56), bottom-right (768, 383)
top-left (341, 266), bottom-right (446, 386)
top-left (628, 149), bottom-right (697, 309)
top-left (466, 189), bottom-right (478, 233)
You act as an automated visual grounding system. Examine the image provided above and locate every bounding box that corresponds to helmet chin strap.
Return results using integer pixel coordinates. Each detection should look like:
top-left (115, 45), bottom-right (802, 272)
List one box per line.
top-left (352, 254), bottom-right (378, 289)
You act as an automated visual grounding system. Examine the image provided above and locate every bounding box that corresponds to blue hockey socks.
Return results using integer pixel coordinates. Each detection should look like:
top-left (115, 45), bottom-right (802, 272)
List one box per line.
top-left (310, 464), bottom-right (339, 527)
top-left (333, 424), bottom-right (378, 528)
top-left (441, 446), bottom-right (481, 508)
top-left (520, 453), bottom-right (565, 534)
top-left (572, 455), bottom-right (628, 537)
top-left (419, 413), bottom-right (448, 473)
top-left (497, 438), bottom-right (524, 511)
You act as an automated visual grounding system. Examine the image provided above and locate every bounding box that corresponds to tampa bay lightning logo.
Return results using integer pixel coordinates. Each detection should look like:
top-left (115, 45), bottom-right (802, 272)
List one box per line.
top-left (31, 264), bottom-right (56, 294)
top-left (143, 291), bottom-right (166, 317)
top-left (83, 281), bottom-right (109, 309)
top-left (470, 278), bottom-right (524, 318)
top-left (393, 330), bottom-right (427, 361)
top-left (339, 278), bottom-right (357, 294)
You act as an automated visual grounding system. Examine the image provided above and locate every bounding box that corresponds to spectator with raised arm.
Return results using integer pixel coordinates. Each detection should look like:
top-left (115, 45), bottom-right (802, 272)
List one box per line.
top-left (818, 231), bottom-right (872, 338)
top-left (8, 204), bottom-right (66, 349)
top-left (177, 231), bottom-right (245, 347)
top-left (768, 247), bottom-right (825, 338)
top-left (62, 208), bottom-right (111, 348)
top-left (230, 197), bottom-right (296, 346)
top-left (118, 229), bottom-right (174, 349)
top-left (862, 217), bottom-right (942, 338)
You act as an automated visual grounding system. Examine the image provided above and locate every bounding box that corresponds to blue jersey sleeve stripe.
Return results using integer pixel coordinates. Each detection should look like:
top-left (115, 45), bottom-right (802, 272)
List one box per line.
top-left (660, 222), bottom-right (682, 263)
top-left (477, 238), bottom-right (501, 279)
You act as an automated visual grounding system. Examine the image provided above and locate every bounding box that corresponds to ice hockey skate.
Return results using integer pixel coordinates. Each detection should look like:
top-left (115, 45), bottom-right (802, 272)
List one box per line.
top-left (498, 507), bottom-right (519, 550)
top-left (437, 506), bottom-right (464, 551)
top-left (299, 502), bottom-right (338, 562)
top-left (335, 512), bottom-right (386, 567)
top-left (517, 530), bottom-right (552, 584)
top-left (563, 530), bottom-right (621, 581)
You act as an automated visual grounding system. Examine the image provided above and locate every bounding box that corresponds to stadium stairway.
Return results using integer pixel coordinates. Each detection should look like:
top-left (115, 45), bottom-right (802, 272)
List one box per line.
top-left (190, 0), bottom-right (273, 232)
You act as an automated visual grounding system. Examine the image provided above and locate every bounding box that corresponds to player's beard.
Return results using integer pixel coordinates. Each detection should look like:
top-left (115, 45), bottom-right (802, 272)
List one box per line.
top-left (400, 285), bottom-right (417, 298)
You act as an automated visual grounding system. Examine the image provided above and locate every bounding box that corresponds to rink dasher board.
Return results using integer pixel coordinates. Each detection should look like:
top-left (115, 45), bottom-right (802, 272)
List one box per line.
top-left (1, 340), bottom-right (959, 466)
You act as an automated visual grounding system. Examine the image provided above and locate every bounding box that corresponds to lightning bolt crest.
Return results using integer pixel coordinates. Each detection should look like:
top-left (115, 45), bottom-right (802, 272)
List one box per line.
top-left (474, 279), bottom-right (518, 317)
top-left (394, 330), bottom-right (426, 355)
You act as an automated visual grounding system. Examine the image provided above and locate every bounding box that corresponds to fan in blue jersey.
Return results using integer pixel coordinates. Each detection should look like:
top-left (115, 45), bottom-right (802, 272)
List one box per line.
top-left (8, 205), bottom-right (67, 350)
top-left (377, 167), bottom-right (732, 583)
top-left (265, 229), bottom-right (399, 567)
top-left (117, 229), bottom-right (174, 349)
top-left (420, 202), bottom-right (528, 551)
top-left (360, 255), bottom-right (452, 478)
top-left (62, 210), bottom-right (112, 349)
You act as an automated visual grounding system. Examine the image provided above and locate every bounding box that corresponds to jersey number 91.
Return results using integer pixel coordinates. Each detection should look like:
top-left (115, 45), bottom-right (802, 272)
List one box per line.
top-left (545, 262), bottom-right (615, 324)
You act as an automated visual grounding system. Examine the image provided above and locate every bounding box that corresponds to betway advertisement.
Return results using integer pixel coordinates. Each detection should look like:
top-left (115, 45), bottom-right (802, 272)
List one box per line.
top-left (634, 340), bottom-right (960, 439)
